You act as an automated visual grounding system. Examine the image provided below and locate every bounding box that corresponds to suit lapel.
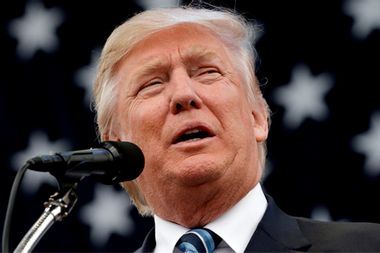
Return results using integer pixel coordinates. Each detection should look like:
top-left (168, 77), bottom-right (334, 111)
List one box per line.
top-left (246, 195), bottom-right (311, 252)
top-left (135, 195), bottom-right (311, 253)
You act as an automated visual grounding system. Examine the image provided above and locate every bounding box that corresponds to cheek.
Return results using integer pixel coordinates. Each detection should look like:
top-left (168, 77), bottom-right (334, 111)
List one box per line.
top-left (220, 99), bottom-right (256, 149)
top-left (119, 99), bottom-right (167, 148)
top-left (211, 87), bottom-right (253, 128)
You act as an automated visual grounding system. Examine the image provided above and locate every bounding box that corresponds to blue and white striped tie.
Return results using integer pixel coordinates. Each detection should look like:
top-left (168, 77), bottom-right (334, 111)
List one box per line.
top-left (176, 228), bottom-right (221, 253)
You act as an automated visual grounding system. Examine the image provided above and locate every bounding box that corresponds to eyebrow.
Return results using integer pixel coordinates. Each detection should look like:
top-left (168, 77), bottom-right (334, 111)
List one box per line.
top-left (180, 46), bottom-right (224, 68)
top-left (129, 46), bottom-right (223, 85)
top-left (129, 56), bottom-right (171, 84)
top-left (138, 56), bottom-right (171, 76)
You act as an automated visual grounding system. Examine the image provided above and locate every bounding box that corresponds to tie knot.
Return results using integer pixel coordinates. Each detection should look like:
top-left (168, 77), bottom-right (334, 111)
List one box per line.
top-left (176, 228), bottom-right (221, 253)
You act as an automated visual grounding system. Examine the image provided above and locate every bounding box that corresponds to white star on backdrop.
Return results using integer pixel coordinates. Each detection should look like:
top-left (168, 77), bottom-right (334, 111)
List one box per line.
top-left (352, 111), bottom-right (380, 177)
top-left (75, 49), bottom-right (100, 106)
top-left (79, 184), bottom-right (135, 248)
top-left (11, 131), bottom-right (70, 194)
top-left (344, 0), bottom-right (380, 39)
top-left (137, 0), bottom-right (182, 9)
top-left (272, 64), bottom-right (333, 129)
top-left (7, 1), bottom-right (64, 60)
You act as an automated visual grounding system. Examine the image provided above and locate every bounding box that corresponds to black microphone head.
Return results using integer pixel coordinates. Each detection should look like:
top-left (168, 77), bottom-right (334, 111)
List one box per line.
top-left (102, 141), bottom-right (145, 184)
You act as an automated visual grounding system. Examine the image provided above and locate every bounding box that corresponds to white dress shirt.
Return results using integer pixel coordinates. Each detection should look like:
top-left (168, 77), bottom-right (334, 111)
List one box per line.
top-left (153, 183), bottom-right (268, 253)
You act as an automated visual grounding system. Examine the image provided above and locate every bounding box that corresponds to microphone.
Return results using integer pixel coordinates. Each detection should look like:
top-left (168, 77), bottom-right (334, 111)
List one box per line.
top-left (25, 141), bottom-right (145, 184)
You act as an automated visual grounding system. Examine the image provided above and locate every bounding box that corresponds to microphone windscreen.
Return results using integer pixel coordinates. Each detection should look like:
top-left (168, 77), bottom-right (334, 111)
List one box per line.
top-left (103, 141), bottom-right (145, 183)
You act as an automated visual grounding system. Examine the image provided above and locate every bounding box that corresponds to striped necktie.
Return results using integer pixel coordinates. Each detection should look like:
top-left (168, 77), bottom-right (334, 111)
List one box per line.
top-left (176, 228), bottom-right (221, 253)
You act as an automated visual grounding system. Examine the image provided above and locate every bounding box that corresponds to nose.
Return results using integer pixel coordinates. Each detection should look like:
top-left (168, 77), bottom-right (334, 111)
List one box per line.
top-left (169, 70), bottom-right (202, 114)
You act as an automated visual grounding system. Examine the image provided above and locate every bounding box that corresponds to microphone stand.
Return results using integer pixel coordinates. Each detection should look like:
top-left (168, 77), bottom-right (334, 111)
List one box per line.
top-left (14, 183), bottom-right (78, 253)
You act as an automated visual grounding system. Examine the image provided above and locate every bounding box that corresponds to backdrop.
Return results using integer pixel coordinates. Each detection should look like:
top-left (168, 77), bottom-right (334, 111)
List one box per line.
top-left (2, 0), bottom-right (380, 252)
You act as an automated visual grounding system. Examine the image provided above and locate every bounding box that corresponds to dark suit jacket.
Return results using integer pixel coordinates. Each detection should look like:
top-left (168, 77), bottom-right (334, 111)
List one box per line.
top-left (135, 195), bottom-right (380, 252)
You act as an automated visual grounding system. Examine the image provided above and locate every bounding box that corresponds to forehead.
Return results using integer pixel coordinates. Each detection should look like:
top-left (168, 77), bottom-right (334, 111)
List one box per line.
top-left (122, 23), bottom-right (231, 65)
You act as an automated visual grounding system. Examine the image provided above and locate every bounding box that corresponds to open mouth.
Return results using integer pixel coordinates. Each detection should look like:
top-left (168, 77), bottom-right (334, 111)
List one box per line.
top-left (173, 128), bottom-right (214, 144)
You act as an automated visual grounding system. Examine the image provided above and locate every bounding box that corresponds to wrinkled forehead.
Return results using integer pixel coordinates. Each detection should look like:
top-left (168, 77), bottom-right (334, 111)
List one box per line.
top-left (119, 23), bottom-right (235, 72)
top-left (136, 22), bottom-right (224, 46)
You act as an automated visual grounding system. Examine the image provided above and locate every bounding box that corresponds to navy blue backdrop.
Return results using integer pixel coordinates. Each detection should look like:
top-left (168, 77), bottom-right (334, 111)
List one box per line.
top-left (2, 0), bottom-right (380, 252)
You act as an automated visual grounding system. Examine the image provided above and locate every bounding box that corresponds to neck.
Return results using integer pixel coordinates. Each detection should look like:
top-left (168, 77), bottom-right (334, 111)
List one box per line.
top-left (156, 177), bottom-right (258, 228)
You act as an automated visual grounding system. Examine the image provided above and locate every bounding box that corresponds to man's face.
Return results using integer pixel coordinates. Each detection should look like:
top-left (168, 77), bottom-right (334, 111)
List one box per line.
top-left (111, 23), bottom-right (268, 218)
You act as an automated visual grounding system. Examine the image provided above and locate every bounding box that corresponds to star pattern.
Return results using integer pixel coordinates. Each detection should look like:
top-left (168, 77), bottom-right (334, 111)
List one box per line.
top-left (79, 184), bottom-right (135, 248)
top-left (272, 64), bottom-right (333, 129)
top-left (7, 1), bottom-right (64, 60)
top-left (11, 131), bottom-right (70, 194)
top-left (74, 49), bottom-right (100, 105)
top-left (2, 1), bottom-right (380, 251)
top-left (344, 0), bottom-right (380, 39)
top-left (352, 112), bottom-right (380, 176)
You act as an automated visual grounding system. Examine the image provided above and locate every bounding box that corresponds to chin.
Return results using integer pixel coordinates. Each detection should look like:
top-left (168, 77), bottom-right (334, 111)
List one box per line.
top-left (171, 158), bottom-right (225, 187)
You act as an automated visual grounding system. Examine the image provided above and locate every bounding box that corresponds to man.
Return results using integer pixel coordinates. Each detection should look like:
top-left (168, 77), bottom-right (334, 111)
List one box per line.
top-left (92, 6), bottom-right (380, 253)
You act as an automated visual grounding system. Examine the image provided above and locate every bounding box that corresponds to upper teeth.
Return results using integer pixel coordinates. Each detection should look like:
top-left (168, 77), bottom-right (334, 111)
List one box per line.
top-left (184, 129), bottom-right (201, 135)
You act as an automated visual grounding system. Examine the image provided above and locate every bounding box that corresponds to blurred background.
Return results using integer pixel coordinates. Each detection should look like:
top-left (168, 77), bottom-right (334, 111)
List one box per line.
top-left (1, 0), bottom-right (380, 251)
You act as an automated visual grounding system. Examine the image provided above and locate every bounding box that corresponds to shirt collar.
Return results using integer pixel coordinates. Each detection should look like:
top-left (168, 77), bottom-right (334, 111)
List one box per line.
top-left (153, 183), bottom-right (267, 253)
top-left (154, 214), bottom-right (188, 253)
top-left (205, 183), bottom-right (267, 252)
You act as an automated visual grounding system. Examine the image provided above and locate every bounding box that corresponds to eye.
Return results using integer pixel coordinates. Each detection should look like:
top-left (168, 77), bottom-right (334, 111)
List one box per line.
top-left (146, 79), bottom-right (162, 87)
top-left (198, 68), bottom-right (220, 76)
top-left (137, 78), bottom-right (164, 95)
top-left (193, 67), bottom-right (222, 83)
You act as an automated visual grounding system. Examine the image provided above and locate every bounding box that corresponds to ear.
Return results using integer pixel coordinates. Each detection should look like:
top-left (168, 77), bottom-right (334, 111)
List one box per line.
top-left (101, 129), bottom-right (121, 142)
top-left (251, 99), bottom-right (269, 143)
top-left (101, 118), bottom-right (122, 141)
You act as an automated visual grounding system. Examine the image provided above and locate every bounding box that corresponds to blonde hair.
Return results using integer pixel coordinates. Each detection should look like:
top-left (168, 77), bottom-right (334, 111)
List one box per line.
top-left (92, 6), bottom-right (270, 216)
